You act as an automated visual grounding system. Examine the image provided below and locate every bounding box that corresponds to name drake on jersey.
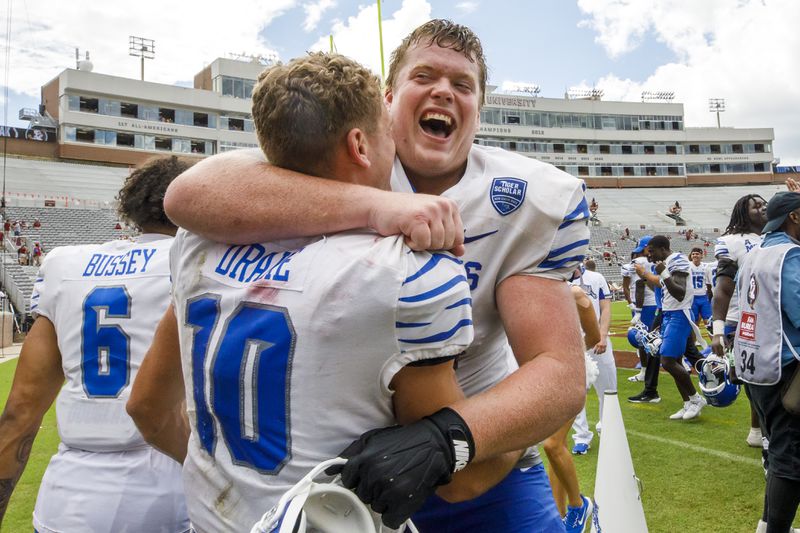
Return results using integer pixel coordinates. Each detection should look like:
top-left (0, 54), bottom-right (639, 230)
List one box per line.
top-left (82, 248), bottom-right (158, 277)
top-left (214, 244), bottom-right (296, 283)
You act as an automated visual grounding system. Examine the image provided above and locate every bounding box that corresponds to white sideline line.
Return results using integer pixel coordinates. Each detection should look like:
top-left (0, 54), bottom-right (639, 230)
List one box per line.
top-left (626, 428), bottom-right (762, 467)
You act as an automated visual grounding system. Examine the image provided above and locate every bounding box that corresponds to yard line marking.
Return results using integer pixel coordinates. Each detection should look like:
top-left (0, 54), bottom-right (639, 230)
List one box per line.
top-left (626, 428), bottom-right (762, 467)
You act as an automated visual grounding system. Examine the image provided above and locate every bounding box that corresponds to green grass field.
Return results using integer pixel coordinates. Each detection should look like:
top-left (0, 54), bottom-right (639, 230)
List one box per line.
top-left (0, 301), bottom-right (783, 532)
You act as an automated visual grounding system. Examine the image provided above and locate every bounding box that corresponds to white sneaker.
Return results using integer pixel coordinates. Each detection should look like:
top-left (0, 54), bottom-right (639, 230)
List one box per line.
top-left (669, 407), bottom-right (687, 420)
top-left (683, 396), bottom-right (708, 420)
top-left (628, 371), bottom-right (645, 382)
top-left (747, 427), bottom-right (763, 447)
top-left (755, 519), bottom-right (766, 533)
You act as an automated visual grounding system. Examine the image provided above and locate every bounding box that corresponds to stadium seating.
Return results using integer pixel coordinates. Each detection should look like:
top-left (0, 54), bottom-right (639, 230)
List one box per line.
top-left (1, 207), bottom-right (135, 318)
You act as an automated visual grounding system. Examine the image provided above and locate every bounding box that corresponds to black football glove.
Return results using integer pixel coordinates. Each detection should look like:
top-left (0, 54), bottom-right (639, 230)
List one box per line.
top-left (326, 407), bottom-right (475, 529)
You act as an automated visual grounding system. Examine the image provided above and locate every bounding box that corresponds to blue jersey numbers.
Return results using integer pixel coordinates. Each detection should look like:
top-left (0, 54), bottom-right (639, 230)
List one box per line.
top-left (186, 295), bottom-right (295, 474)
top-left (81, 286), bottom-right (131, 398)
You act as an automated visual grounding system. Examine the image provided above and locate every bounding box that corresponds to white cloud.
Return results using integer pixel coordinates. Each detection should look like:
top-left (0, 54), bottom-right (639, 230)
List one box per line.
top-left (309, 0), bottom-right (432, 80)
top-left (574, 0), bottom-right (800, 163)
top-left (1, 0), bottom-right (297, 98)
top-left (303, 0), bottom-right (336, 32)
top-left (455, 2), bottom-right (479, 15)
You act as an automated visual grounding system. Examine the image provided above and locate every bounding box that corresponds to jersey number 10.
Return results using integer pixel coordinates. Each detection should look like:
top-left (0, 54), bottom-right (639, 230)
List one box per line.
top-left (186, 295), bottom-right (295, 474)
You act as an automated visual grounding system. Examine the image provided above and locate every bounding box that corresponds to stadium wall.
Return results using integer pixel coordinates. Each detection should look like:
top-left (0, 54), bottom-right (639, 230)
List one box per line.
top-left (57, 143), bottom-right (203, 166)
top-left (0, 137), bottom-right (58, 159)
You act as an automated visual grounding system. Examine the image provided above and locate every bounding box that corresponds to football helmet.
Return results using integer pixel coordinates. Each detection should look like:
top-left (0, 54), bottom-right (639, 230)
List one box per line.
top-left (627, 322), bottom-right (648, 349)
top-left (628, 322), bottom-right (661, 355)
top-left (695, 356), bottom-right (740, 408)
top-left (250, 458), bottom-right (419, 533)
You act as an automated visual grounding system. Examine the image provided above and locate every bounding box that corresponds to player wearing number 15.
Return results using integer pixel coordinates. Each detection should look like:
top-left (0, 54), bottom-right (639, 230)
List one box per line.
top-left (0, 156), bottom-right (192, 532)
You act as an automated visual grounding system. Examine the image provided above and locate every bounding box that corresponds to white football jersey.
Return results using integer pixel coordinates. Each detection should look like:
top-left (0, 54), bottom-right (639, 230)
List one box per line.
top-left (31, 234), bottom-right (173, 452)
top-left (572, 269), bottom-right (610, 323)
top-left (714, 232), bottom-right (762, 323)
top-left (705, 260), bottom-right (718, 288)
top-left (170, 229), bottom-right (473, 533)
top-left (689, 262), bottom-right (709, 297)
top-left (622, 257), bottom-right (656, 307)
top-left (660, 252), bottom-right (692, 311)
top-left (391, 145), bottom-right (590, 398)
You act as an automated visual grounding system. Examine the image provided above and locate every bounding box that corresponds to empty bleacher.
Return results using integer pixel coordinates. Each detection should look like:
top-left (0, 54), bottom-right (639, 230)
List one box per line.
top-left (1, 207), bottom-right (135, 319)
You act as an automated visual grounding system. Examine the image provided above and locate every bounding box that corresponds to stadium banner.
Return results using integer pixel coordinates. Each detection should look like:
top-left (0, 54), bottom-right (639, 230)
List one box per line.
top-left (0, 126), bottom-right (56, 142)
top-left (775, 165), bottom-right (800, 174)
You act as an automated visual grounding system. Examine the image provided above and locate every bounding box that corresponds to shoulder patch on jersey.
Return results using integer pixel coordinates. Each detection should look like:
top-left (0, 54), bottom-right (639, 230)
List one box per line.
top-left (489, 177), bottom-right (527, 216)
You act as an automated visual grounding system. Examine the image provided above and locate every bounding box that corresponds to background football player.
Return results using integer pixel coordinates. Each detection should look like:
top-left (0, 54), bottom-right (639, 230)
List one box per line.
top-left (0, 156), bottom-right (191, 532)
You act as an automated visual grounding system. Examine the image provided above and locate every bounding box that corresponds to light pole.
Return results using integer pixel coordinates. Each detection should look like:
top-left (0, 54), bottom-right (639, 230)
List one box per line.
top-left (129, 36), bottom-right (155, 81)
top-left (708, 98), bottom-right (726, 128)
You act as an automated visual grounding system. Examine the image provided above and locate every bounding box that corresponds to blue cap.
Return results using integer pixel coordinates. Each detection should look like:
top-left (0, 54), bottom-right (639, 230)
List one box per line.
top-left (633, 235), bottom-right (653, 254)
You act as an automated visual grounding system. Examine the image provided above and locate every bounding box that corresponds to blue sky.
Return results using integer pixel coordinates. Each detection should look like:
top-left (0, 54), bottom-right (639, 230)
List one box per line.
top-left (2, 0), bottom-right (798, 163)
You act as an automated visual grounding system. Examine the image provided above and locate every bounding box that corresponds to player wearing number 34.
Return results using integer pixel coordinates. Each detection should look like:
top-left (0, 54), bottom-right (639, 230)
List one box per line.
top-left (0, 157), bottom-right (193, 532)
top-left (733, 191), bottom-right (800, 532)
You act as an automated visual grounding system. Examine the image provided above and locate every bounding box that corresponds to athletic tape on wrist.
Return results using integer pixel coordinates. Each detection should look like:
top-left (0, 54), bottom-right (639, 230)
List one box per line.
top-left (713, 320), bottom-right (727, 336)
top-left (659, 268), bottom-right (671, 280)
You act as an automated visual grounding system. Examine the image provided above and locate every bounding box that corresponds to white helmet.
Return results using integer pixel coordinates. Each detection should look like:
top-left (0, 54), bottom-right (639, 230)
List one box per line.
top-left (251, 458), bottom-right (419, 533)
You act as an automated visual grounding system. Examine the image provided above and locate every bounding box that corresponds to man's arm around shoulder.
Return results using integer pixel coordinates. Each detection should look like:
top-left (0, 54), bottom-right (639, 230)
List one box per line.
top-left (164, 150), bottom-right (465, 254)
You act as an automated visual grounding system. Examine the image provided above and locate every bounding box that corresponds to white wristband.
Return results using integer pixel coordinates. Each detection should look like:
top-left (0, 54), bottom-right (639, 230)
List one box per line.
top-left (659, 269), bottom-right (671, 280)
top-left (713, 320), bottom-right (727, 336)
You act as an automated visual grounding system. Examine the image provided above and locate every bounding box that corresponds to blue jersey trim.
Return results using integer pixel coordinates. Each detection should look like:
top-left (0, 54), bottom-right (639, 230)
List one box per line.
top-left (403, 253), bottom-right (462, 285)
top-left (561, 199), bottom-right (590, 223)
top-left (545, 239), bottom-right (589, 260)
top-left (399, 275), bottom-right (469, 303)
top-left (399, 319), bottom-right (473, 344)
top-left (539, 254), bottom-right (586, 270)
top-left (446, 297), bottom-right (472, 310)
top-left (395, 321), bottom-right (432, 328)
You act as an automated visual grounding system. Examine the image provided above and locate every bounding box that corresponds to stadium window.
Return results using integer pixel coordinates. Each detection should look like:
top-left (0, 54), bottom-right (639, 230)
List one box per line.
top-left (754, 162), bottom-right (766, 172)
top-left (227, 118), bottom-right (245, 131)
top-left (139, 105), bottom-right (159, 122)
top-left (175, 109), bottom-right (193, 126)
top-left (555, 166), bottom-right (566, 172)
top-left (158, 108), bottom-right (176, 123)
top-left (672, 121), bottom-right (680, 130)
top-left (645, 166), bottom-right (656, 176)
top-left (710, 144), bottom-right (721, 154)
top-left (64, 126), bottom-right (76, 142)
top-left (666, 145), bottom-right (677, 155)
top-left (621, 145), bottom-right (632, 155)
top-left (79, 97), bottom-right (99, 113)
top-left (244, 80), bottom-right (255, 99)
top-left (732, 144), bottom-right (744, 154)
top-left (509, 141), bottom-right (517, 151)
top-left (599, 144), bottom-right (610, 154)
top-left (577, 144), bottom-right (588, 154)
top-left (578, 166), bottom-right (589, 176)
top-left (754, 143), bottom-right (765, 153)
top-left (600, 166), bottom-right (612, 176)
top-left (155, 136), bottom-right (172, 151)
top-left (689, 144), bottom-right (700, 154)
top-left (99, 98), bottom-right (121, 116)
top-left (120, 102), bottom-right (138, 118)
top-left (668, 166), bottom-right (679, 176)
top-left (67, 95), bottom-right (80, 111)
top-left (644, 145), bottom-right (655, 155)
top-left (117, 132), bottom-right (135, 147)
top-left (75, 128), bottom-right (94, 143)
top-left (505, 114), bottom-right (521, 125)
top-left (222, 77), bottom-right (234, 96)
top-left (710, 164), bottom-right (721, 173)
top-left (553, 143), bottom-right (565, 153)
